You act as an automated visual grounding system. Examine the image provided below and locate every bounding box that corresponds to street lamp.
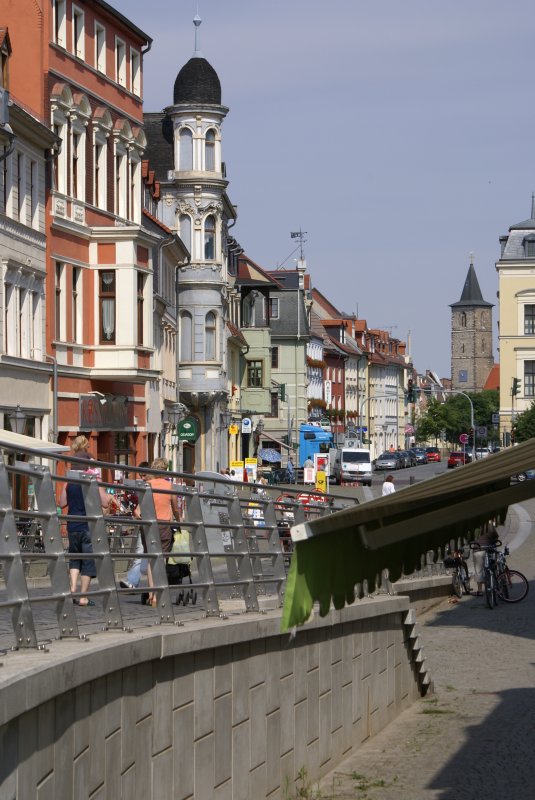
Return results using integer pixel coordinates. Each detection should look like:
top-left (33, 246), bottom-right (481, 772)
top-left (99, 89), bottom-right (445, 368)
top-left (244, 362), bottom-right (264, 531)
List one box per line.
top-left (8, 405), bottom-right (27, 435)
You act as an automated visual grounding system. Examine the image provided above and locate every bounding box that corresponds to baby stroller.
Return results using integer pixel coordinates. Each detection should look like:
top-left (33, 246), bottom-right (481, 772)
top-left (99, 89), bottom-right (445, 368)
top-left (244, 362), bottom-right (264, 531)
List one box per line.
top-left (167, 526), bottom-right (197, 606)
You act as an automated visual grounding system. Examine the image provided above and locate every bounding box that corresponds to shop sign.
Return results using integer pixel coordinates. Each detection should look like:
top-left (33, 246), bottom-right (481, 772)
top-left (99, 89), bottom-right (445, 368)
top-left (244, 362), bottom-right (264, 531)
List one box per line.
top-left (245, 457), bottom-right (258, 482)
top-left (80, 395), bottom-right (128, 430)
top-left (241, 417), bottom-right (252, 434)
top-left (229, 424), bottom-right (239, 435)
top-left (230, 460), bottom-right (244, 481)
top-left (177, 417), bottom-right (199, 442)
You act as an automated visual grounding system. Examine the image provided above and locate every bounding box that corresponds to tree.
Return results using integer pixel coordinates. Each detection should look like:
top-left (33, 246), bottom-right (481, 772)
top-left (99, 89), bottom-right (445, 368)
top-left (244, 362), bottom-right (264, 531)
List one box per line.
top-left (513, 401), bottom-right (535, 442)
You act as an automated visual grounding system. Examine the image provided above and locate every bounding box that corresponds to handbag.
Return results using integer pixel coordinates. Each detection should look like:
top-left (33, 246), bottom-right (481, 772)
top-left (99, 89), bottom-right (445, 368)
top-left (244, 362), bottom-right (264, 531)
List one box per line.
top-left (168, 528), bottom-right (191, 565)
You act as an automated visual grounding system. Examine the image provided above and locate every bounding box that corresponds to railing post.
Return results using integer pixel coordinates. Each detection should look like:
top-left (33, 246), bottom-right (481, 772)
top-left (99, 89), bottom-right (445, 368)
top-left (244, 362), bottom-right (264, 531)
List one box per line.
top-left (0, 461), bottom-right (38, 648)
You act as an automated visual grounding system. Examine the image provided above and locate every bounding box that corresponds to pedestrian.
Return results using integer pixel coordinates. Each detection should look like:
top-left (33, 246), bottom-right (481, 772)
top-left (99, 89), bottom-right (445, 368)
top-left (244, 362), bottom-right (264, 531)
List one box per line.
top-left (59, 452), bottom-right (112, 606)
top-left (473, 522), bottom-right (500, 595)
top-left (120, 462), bottom-right (149, 591)
top-left (303, 457), bottom-right (314, 469)
top-left (136, 457), bottom-right (181, 607)
top-left (286, 457), bottom-right (295, 483)
top-left (382, 474), bottom-right (396, 496)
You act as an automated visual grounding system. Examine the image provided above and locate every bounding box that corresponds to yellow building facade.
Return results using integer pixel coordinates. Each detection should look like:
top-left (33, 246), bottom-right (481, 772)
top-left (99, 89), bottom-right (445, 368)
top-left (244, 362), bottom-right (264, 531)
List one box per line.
top-left (496, 199), bottom-right (535, 443)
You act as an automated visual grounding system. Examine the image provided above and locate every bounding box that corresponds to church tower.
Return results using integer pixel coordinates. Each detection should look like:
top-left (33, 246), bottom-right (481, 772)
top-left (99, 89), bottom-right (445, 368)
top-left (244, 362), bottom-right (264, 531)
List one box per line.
top-left (144, 15), bottom-right (237, 472)
top-left (450, 258), bottom-right (494, 392)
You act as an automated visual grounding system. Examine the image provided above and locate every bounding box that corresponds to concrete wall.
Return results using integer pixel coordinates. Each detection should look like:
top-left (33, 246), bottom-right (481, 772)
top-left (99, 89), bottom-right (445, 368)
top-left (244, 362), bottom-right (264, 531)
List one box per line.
top-left (0, 595), bottom-right (432, 800)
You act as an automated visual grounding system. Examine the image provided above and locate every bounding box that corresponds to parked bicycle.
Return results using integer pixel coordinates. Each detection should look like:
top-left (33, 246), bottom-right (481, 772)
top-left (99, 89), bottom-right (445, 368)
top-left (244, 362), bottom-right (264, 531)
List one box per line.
top-left (495, 545), bottom-right (529, 603)
top-left (444, 546), bottom-right (471, 597)
top-left (470, 540), bottom-right (529, 608)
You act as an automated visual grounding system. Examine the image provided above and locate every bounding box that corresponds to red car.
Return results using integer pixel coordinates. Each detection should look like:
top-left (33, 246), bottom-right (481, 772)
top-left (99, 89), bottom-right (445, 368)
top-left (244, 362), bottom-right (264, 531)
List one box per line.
top-left (425, 447), bottom-right (442, 462)
top-left (447, 451), bottom-right (471, 468)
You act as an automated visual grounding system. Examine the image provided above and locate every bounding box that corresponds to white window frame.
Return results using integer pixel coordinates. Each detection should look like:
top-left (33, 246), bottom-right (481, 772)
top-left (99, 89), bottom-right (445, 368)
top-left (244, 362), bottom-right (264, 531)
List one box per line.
top-left (130, 48), bottom-right (140, 96)
top-left (94, 22), bottom-right (106, 73)
top-left (16, 151), bottom-right (25, 224)
top-left (128, 153), bottom-right (141, 223)
top-left (72, 5), bottom-right (85, 60)
top-left (93, 133), bottom-right (107, 210)
top-left (72, 266), bottom-right (82, 344)
top-left (53, 0), bottom-right (66, 48)
top-left (114, 144), bottom-right (127, 217)
top-left (115, 36), bottom-right (126, 86)
top-left (52, 114), bottom-right (68, 195)
top-left (70, 123), bottom-right (86, 201)
top-left (30, 160), bottom-right (39, 229)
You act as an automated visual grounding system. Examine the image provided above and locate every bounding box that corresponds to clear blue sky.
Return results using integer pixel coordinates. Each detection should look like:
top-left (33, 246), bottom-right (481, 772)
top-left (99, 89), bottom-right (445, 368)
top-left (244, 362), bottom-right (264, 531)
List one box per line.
top-left (113, 0), bottom-right (535, 378)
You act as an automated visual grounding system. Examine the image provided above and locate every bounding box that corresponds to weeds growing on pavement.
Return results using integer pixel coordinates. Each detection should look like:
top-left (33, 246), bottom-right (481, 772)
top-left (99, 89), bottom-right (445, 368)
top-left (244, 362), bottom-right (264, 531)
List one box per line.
top-left (283, 766), bottom-right (323, 799)
top-left (350, 772), bottom-right (399, 796)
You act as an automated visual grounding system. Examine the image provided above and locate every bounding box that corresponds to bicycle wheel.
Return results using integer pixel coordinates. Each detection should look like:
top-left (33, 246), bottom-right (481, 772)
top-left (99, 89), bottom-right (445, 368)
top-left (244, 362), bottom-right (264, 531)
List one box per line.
top-left (485, 568), bottom-right (496, 609)
top-left (452, 568), bottom-right (463, 598)
top-left (496, 568), bottom-right (529, 603)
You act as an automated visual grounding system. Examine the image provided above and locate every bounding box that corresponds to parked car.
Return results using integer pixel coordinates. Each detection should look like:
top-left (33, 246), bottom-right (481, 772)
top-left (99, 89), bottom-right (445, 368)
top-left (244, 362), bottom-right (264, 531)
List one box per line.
top-left (375, 452), bottom-right (402, 471)
top-left (402, 449), bottom-right (417, 467)
top-left (410, 447), bottom-right (428, 465)
top-left (425, 446), bottom-right (442, 462)
top-left (447, 451), bottom-right (471, 468)
top-left (475, 448), bottom-right (490, 460)
top-left (512, 469), bottom-right (535, 482)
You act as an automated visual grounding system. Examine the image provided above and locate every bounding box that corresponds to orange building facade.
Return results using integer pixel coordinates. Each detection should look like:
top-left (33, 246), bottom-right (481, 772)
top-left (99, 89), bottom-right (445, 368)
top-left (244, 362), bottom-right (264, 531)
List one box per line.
top-left (4, 0), bottom-right (158, 468)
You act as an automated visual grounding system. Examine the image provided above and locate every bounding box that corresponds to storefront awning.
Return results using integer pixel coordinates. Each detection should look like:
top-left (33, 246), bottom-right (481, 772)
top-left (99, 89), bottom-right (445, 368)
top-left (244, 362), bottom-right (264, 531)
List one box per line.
top-left (282, 438), bottom-right (535, 630)
top-left (0, 431), bottom-right (70, 454)
top-left (259, 431), bottom-right (292, 452)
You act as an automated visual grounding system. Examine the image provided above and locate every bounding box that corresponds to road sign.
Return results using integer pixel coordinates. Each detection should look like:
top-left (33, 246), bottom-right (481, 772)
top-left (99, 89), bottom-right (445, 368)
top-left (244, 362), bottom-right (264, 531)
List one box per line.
top-left (459, 433), bottom-right (469, 444)
top-left (241, 417), bottom-right (252, 433)
top-left (492, 413), bottom-right (500, 425)
top-left (477, 426), bottom-right (487, 437)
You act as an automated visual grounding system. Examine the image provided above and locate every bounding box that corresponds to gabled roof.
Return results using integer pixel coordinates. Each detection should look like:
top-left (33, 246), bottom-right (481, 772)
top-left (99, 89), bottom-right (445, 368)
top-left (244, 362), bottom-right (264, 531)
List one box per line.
top-left (237, 256), bottom-right (283, 288)
top-left (311, 287), bottom-right (342, 318)
top-left (450, 262), bottom-right (492, 309)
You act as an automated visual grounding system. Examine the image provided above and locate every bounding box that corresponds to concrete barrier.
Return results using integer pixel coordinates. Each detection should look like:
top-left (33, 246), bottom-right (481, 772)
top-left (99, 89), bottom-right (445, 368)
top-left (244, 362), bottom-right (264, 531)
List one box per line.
top-left (0, 589), bottom-right (441, 800)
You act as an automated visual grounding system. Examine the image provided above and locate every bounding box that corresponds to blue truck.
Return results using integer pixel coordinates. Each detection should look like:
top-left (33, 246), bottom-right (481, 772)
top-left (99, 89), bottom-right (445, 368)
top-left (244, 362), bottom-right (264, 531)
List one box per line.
top-left (299, 423), bottom-right (334, 468)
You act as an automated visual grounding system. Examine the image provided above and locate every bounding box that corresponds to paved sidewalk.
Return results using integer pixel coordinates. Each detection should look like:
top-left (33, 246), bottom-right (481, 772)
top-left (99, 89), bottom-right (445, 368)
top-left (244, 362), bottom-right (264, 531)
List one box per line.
top-left (318, 500), bottom-right (535, 800)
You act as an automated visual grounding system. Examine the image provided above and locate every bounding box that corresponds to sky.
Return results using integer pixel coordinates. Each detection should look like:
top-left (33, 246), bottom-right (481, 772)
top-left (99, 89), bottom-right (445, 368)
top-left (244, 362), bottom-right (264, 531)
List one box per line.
top-left (113, 0), bottom-right (535, 378)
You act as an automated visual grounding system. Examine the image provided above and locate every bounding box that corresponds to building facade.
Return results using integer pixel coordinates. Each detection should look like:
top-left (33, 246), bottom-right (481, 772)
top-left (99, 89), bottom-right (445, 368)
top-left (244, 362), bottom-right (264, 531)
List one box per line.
top-left (496, 198), bottom-right (535, 443)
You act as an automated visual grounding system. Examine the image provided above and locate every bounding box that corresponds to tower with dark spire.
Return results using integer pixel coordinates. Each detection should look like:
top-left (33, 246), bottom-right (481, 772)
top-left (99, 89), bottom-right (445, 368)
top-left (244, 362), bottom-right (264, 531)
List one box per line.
top-left (450, 257), bottom-right (494, 392)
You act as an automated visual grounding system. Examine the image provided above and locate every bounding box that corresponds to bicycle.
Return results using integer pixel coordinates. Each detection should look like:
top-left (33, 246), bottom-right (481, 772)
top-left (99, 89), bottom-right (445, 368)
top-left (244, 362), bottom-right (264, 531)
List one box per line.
top-left (495, 546), bottom-right (529, 603)
top-left (444, 547), bottom-right (471, 598)
top-left (470, 541), bottom-right (499, 609)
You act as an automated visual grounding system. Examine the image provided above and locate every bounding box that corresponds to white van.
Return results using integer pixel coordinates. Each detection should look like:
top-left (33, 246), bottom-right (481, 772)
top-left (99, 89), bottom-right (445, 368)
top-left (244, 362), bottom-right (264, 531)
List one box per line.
top-left (333, 447), bottom-right (373, 486)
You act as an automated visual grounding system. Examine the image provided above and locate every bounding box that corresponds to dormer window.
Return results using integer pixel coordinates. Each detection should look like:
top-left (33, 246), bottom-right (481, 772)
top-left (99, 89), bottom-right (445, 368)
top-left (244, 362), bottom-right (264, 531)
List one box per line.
top-left (524, 234), bottom-right (535, 257)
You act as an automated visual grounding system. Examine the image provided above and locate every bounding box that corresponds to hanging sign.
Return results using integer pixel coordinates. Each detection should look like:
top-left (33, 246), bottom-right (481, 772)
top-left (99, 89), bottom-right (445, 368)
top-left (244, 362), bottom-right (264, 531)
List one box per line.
top-left (229, 424), bottom-right (239, 435)
top-left (241, 418), bottom-right (252, 434)
top-left (177, 417), bottom-right (199, 442)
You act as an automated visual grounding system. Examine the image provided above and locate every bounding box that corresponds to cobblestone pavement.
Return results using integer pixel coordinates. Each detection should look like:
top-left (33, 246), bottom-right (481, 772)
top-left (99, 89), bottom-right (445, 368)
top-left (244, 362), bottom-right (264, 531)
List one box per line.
top-left (318, 499), bottom-right (535, 800)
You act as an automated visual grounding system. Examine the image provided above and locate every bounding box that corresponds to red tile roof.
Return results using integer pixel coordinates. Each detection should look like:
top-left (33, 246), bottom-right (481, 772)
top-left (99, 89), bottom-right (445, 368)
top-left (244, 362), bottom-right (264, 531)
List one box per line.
top-left (484, 363), bottom-right (499, 390)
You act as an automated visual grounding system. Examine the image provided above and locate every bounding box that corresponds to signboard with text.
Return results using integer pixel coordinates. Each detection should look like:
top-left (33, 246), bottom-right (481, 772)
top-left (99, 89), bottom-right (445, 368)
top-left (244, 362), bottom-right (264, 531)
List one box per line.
top-left (177, 417), bottom-right (199, 442)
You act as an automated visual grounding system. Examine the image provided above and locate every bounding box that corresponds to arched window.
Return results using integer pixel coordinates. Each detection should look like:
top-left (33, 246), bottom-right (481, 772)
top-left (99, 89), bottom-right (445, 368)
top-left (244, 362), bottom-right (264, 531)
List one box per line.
top-left (205, 311), bottom-right (216, 359)
top-left (179, 128), bottom-right (193, 171)
top-left (179, 214), bottom-right (191, 252)
top-left (180, 311), bottom-right (192, 360)
top-left (205, 129), bottom-right (215, 171)
top-left (204, 215), bottom-right (215, 260)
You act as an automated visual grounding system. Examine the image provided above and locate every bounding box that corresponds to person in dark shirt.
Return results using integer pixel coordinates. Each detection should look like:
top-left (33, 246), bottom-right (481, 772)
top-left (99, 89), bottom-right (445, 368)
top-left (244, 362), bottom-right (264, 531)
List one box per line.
top-left (59, 452), bottom-right (112, 606)
top-left (473, 523), bottom-right (500, 595)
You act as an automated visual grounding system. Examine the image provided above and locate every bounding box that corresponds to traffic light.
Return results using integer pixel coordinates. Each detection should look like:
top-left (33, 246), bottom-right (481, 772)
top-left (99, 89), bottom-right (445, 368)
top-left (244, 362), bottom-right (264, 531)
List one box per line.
top-left (468, 427), bottom-right (474, 447)
top-left (407, 378), bottom-right (414, 402)
top-left (279, 384), bottom-right (286, 402)
top-left (512, 378), bottom-right (521, 396)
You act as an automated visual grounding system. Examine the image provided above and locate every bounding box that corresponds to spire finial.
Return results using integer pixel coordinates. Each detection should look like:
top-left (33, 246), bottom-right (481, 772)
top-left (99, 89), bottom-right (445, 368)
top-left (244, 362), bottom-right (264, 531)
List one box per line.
top-left (193, 13), bottom-right (203, 57)
top-left (531, 192), bottom-right (535, 220)
top-left (469, 251), bottom-right (474, 267)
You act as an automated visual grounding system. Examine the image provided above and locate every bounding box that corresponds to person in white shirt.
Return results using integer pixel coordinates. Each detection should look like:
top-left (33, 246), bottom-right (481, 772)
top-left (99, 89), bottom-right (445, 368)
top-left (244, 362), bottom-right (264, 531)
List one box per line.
top-left (382, 474), bottom-right (396, 496)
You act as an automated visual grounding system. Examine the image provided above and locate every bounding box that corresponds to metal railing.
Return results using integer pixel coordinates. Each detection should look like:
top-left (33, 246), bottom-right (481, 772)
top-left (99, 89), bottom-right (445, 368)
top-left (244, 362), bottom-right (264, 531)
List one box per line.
top-left (0, 443), bottom-right (357, 651)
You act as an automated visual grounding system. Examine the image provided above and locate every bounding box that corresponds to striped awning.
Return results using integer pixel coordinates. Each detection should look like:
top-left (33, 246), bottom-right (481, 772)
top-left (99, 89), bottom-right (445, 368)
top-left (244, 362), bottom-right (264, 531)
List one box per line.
top-left (281, 438), bottom-right (535, 630)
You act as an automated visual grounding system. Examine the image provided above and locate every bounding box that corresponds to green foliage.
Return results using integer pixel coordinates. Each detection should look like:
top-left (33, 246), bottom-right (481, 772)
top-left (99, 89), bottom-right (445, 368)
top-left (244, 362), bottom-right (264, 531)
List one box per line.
top-left (415, 390), bottom-right (499, 446)
top-left (513, 400), bottom-right (535, 442)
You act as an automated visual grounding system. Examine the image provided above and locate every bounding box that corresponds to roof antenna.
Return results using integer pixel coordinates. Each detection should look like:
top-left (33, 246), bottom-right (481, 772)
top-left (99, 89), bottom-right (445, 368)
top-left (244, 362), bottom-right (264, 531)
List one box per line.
top-left (193, 12), bottom-right (203, 57)
top-left (531, 191), bottom-right (535, 220)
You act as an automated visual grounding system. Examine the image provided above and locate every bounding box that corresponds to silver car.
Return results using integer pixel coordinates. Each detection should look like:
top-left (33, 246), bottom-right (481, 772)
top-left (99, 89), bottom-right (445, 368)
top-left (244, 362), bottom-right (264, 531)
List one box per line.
top-left (374, 452), bottom-right (402, 471)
